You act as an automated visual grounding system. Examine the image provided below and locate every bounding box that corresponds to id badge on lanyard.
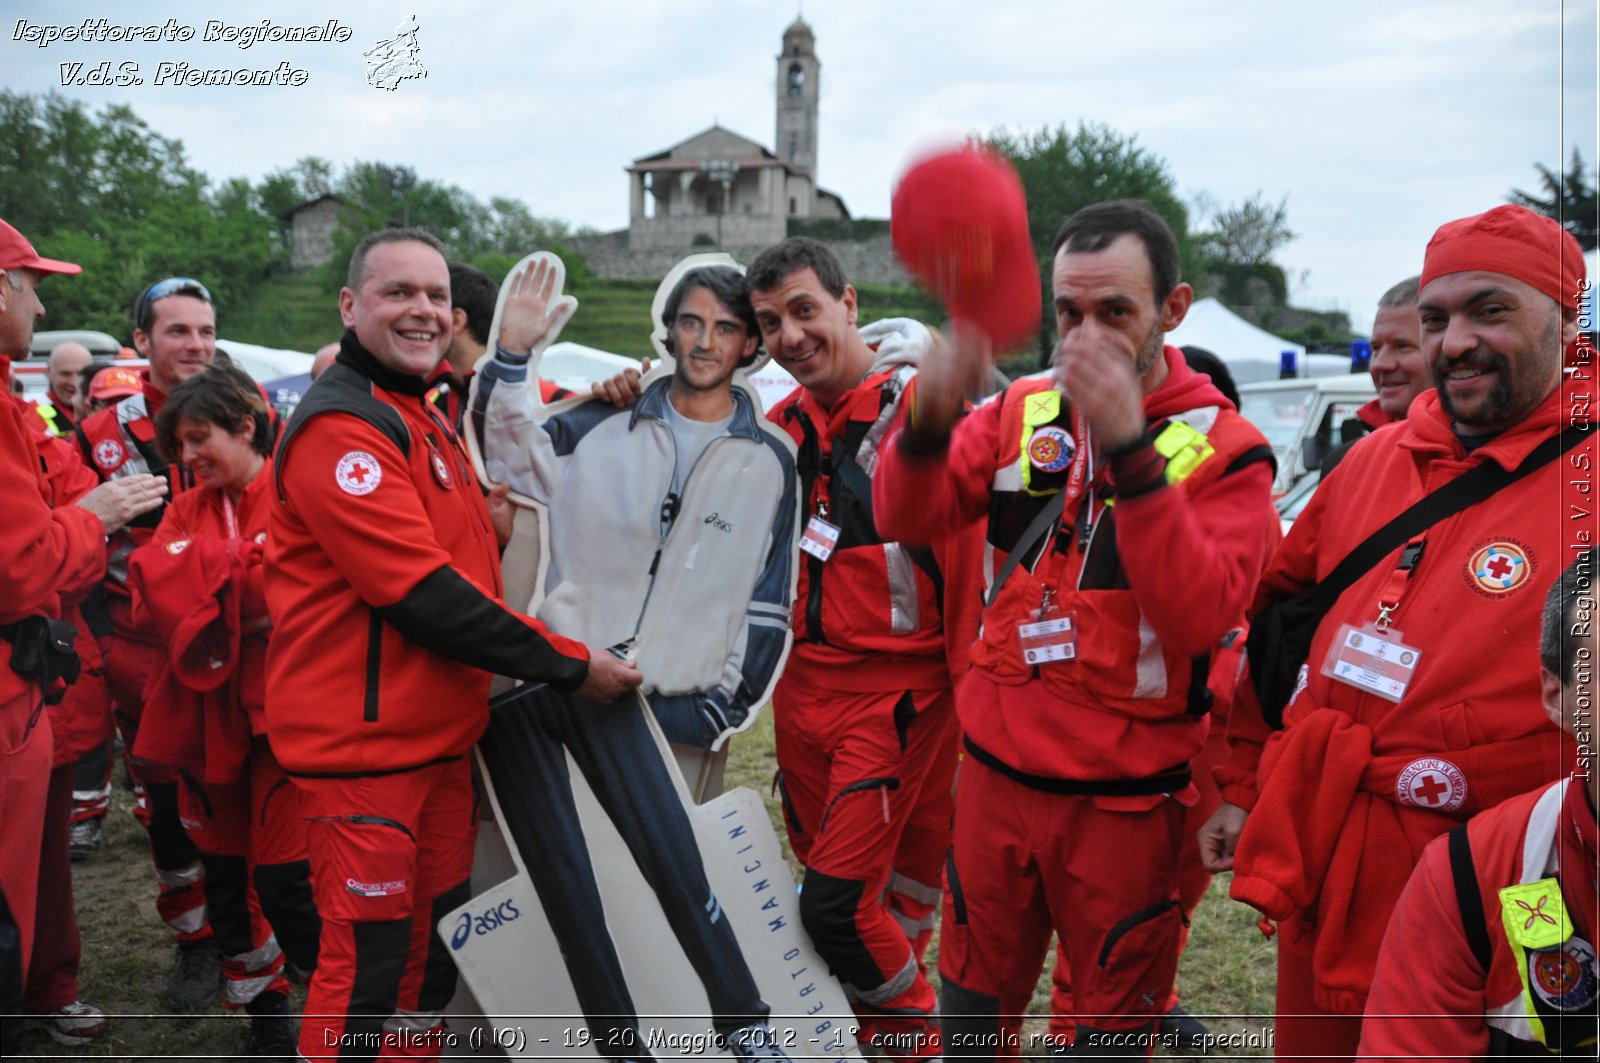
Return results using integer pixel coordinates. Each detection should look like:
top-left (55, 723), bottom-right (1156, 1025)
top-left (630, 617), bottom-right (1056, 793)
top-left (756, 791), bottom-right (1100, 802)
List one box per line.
top-left (800, 515), bottom-right (841, 561)
top-left (1323, 538), bottom-right (1426, 703)
top-left (800, 495), bottom-right (841, 562)
top-left (1018, 585), bottom-right (1076, 666)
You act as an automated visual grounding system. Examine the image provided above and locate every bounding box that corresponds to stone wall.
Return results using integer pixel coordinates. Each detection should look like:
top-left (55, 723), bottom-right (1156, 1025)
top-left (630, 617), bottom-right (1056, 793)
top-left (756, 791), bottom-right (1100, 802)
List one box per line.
top-left (288, 198), bottom-right (343, 271)
top-left (568, 229), bottom-right (910, 286)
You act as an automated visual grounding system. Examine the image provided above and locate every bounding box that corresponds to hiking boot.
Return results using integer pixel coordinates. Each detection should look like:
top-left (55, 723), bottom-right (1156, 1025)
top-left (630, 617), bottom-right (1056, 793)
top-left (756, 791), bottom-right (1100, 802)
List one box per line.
top-left (1160, 1003), bottom-right (1212, 1054)
top-left (69, 817), bottom-right (103, 861)
top-left (245, 989), bottom-right (298, 1060)
top-left (28, 1001), bottom-right (109, 1045)
top-left (166, 937), bottom-right (222, 1010)
top-left (725, 1022), bottom-right (792, 1063)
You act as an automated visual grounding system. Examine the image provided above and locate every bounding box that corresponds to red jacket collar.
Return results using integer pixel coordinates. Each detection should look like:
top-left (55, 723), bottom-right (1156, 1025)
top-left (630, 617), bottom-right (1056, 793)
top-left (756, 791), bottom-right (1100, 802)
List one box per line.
top-left (1401, 372), bottom-right (1589, 470)
top-left (1357, 397), bottom-right (1395, 430)
top-left (1145, 344), bottom-right (1231, 420)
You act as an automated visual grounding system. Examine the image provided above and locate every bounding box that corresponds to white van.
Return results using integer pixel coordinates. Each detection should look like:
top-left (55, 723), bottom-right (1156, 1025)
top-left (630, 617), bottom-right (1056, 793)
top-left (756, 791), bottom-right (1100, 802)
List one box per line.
top-left (1237, 372), bottom-right (1376, 495)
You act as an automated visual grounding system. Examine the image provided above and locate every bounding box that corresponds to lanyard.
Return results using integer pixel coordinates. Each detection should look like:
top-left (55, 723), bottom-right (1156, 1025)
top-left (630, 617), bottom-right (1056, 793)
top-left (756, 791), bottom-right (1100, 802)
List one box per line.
top-left (1373, 538), bottom-right (1426, 631)
top-left (221, 493), bottom-right (240, 541)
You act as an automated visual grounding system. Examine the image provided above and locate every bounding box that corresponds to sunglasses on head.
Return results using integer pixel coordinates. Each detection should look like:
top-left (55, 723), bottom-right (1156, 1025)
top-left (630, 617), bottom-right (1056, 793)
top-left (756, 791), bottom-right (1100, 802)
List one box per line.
top-left (135, 277), bottom-right (212, 331)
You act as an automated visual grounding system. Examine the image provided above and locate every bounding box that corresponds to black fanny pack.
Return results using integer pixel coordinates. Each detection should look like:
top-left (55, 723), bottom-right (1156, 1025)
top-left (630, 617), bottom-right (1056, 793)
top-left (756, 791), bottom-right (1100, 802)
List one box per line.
top-left (4, 616), bottom-right (82, 705)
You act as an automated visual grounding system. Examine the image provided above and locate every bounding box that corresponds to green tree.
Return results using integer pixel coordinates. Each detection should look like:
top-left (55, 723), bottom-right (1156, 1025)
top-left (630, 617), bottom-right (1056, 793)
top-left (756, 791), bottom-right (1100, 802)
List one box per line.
top-left (983, 121), bottom-right (1194, 360)
top-left (1197, 191), bottom-right (1295, 267)
top-left (0, 90), bottom-right (282, 338)
top-left (1510, 147), bottom-right (1598, 250)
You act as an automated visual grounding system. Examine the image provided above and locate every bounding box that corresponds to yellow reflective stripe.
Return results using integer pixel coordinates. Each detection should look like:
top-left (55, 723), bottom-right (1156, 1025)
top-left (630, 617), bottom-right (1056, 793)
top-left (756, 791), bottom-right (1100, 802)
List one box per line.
top-left (1018, 389), bottom-right (1062, 497)
top-left (1152, 420), bottom-right (1215, 485)
top-left (35, 401), bottom-right (65, 437)
top-left (1105, 420), bottom-right (1219, 509)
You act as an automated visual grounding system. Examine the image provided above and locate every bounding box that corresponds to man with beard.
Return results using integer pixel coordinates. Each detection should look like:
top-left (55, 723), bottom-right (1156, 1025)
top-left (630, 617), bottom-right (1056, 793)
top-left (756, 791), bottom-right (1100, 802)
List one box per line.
top-left (873, 199), bottom-right (1277, 1057)
top-left (1202, 204), bottom-right (1594, 1060)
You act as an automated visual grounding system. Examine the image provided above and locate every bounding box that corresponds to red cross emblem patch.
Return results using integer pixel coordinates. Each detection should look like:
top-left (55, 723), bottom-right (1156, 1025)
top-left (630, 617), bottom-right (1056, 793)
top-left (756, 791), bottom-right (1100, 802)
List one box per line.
top-left (1466, 540), bottom-right (1532, 596)
top-left (335, 451), bottom-right (382, 496)
top-left (1395, 756), bottom-right (1467, 812)
top-left (1027, 426), bottom-right (1075, 472)
top-left (92, 438), bottom-right (125, 470)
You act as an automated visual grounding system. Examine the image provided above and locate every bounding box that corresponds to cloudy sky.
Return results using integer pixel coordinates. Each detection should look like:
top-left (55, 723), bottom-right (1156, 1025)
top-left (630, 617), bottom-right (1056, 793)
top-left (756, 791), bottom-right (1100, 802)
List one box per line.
top-left (5, 0), bottom-right (1595, 332)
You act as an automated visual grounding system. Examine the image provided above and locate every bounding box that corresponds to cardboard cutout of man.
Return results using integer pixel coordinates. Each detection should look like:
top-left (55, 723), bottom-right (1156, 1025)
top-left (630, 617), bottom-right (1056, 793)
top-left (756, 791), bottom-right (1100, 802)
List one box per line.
top-left (469, 251), bottom-right (801, 1062)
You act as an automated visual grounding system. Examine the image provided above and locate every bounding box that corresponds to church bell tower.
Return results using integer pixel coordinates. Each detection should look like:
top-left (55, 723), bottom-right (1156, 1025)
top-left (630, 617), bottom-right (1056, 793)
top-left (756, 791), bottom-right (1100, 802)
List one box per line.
top-left (775, 18), bottom-right (819, 213)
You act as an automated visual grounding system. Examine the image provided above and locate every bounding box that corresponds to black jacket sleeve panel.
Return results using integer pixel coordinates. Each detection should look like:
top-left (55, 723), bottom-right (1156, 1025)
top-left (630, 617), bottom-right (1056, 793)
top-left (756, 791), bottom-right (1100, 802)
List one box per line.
top-left (375, 564), bottom-right (589, 692)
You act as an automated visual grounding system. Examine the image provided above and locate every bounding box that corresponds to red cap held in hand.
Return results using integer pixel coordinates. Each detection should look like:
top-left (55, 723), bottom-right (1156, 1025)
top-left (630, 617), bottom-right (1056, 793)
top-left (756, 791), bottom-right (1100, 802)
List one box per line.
top-left (892, 144), bottom-right (1040, 352)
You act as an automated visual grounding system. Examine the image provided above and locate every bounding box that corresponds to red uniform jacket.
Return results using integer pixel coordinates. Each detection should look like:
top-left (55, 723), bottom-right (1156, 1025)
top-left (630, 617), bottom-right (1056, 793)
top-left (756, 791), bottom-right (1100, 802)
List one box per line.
top-left (1227, 380), bottom-right (1592, 1012)
top-left (265, 340), bottom-right (590, 777)
top-left (0, 364), bottom-right (106, 713)
top-left (1360, 778), bottom-right (1598, 1059)
top-left (128, 467), bottom-right (275, 783)
top-left (874, 347), bottom-right (1276, 786)
top-left (21, 398), bottom-right (112, 765)
top-left (767, 367), bottom-right (984, 692)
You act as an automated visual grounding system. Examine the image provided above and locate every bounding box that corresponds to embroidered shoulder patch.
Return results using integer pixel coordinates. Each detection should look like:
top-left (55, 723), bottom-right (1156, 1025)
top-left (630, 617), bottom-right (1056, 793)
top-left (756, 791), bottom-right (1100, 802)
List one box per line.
top-left (335, 451), bottom-right (382, 496)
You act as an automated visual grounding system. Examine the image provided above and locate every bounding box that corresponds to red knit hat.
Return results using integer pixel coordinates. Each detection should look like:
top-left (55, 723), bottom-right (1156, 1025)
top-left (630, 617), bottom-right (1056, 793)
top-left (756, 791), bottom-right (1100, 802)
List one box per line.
top-left (892, 143), bottom-right (1041, 352)
top-left (1421, 204), bottom-right (1586, 313)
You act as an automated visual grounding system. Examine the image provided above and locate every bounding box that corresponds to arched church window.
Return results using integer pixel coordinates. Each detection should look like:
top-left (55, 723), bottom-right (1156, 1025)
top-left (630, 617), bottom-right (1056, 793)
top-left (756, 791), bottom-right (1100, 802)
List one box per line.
top-left (787, 63), bottom-right (804, 96)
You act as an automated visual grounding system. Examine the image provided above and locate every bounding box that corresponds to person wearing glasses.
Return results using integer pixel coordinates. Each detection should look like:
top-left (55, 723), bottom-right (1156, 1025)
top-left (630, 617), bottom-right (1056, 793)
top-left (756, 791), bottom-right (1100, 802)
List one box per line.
top-left (74, 276), bottom-right (227, 1011)
top-left (474, 255), bottom-right (800, 1062)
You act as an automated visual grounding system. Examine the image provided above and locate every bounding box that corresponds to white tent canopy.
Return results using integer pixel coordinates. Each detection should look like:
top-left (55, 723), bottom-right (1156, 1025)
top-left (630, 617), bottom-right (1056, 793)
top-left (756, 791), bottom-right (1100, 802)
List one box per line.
top-left (1167, 297), bottom-right (1308, 385)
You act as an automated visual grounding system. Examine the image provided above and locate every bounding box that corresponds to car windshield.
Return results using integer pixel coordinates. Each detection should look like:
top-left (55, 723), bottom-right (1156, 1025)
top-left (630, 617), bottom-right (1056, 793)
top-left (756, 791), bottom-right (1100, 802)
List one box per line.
top-left (1239, 385), bottom-right (1317, 454)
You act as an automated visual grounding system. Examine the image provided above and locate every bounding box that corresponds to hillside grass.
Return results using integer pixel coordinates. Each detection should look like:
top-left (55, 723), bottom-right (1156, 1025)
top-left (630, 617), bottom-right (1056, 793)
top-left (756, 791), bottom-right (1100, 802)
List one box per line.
top-left (220, 269), bottom-right (948, 361)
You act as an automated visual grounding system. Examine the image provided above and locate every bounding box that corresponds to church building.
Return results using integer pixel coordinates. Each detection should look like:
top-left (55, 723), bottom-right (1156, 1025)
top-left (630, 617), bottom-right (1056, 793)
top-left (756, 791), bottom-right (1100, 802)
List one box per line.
top-left (623, 18), bottom-right (850, 251)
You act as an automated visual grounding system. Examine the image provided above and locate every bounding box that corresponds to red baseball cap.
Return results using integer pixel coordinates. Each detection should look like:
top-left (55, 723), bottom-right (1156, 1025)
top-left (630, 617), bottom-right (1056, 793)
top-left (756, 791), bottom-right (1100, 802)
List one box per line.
top-left (89, 365), bottom-right (143, 402)
top-left (891, 144), bottom-right (1040, 352)
top-left (0, 218), bottom-right (82, 276)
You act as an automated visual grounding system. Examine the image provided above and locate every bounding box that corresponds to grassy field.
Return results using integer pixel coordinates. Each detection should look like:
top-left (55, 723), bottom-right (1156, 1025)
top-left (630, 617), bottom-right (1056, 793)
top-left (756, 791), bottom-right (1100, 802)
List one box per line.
top-left (25, 709), bottom-right (1276, 1060)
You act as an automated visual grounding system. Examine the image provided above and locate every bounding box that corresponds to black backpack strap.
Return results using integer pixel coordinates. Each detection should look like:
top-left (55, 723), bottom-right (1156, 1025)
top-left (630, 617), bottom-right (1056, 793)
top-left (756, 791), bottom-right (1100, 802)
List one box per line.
top-left (1447, 822), bottom-right (1493, 974)
top-left (984, 488), bottom-right (1066, 609)
top-left (274, 362), bottom-right (411, 502)
top-left (1308, 424), bottom-right (1594, 616)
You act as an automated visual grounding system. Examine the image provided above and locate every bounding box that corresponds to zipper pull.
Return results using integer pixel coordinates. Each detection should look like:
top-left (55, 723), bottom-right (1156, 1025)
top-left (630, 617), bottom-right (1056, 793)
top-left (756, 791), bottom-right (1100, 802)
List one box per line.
top-left (660, 492), bottom-right (680, 536)
top-left (880, 785), bottom-right (891, 824)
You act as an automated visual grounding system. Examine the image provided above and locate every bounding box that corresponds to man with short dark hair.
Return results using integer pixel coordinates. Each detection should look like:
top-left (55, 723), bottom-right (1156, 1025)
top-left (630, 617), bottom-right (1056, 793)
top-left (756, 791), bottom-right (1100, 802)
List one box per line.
top-left (1321, 275), bottom-right (1427, 477)
top-left (476, 252), bottom-right (798, 1060)
top-left (1358, 548), bottom-right (1599, 1059)
top-left (432, 261), bottom-right (572, 432)
top-left (746, 235), bottom-right (977, 1062)
top-left (267, 227), bottom-right (640, 1062)
top-left (1206, 204), bottom-right (1595, 1060)
top-left (875, 199), bottom-right (1277, 1055)
top-left (73, 274), bottom-right (224, 1009)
